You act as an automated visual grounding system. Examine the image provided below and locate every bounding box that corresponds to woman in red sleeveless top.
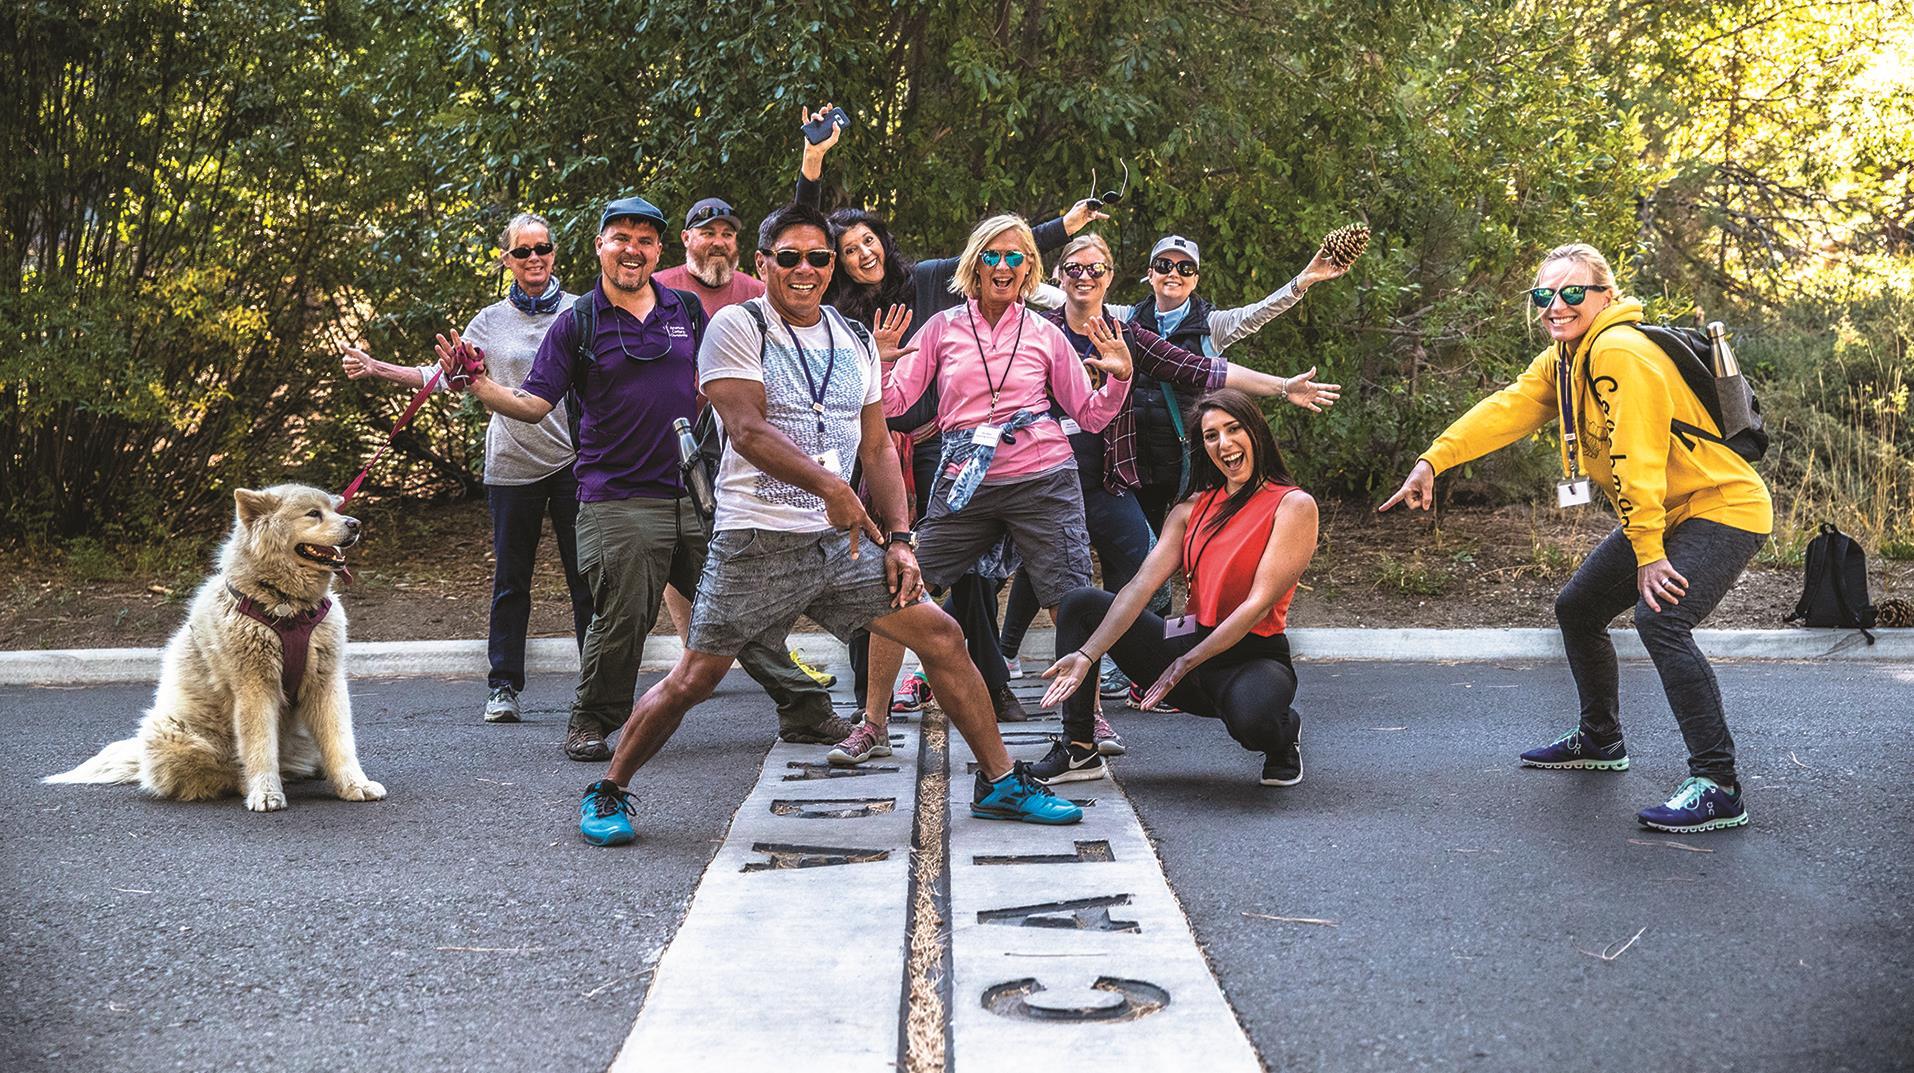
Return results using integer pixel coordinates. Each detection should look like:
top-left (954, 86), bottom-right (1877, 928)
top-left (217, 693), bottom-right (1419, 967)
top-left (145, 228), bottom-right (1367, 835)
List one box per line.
top-left (1034, 388), bottom-right (1318, 786)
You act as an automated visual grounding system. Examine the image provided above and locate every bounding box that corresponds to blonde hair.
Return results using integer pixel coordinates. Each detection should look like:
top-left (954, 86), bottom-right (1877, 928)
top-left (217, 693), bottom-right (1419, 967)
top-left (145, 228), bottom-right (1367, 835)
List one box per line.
top-left (949, 214), bottom-right (1043, 301)
top-left (1533, 242), bottom-right (1616, 290)
top-left (1052, 234), bottom-right (1113, 280)
top-left (498, 212), bottom-right (553, 257)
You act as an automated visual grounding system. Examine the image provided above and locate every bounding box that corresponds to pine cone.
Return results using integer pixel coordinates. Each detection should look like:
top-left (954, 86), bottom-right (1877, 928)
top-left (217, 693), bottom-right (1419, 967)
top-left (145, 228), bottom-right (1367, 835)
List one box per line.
top-left (1321, 222), bottom-right (1371, 267)
top-left (1876, 596), bottom-right (1913, 628)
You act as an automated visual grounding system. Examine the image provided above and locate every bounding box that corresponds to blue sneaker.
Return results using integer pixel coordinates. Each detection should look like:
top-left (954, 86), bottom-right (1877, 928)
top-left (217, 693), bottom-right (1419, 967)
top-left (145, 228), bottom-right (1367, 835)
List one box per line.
top-left (1638, 776), bottom-right (1749, 833)
top-left (1519, 727), bottom-right (1629, 771)
top-left (971, 762), bottom-right (1084, 824)
top-left (1098, 659), bottom-right (1131, 698)
top-left (579, 779), bottom-right (636, 846)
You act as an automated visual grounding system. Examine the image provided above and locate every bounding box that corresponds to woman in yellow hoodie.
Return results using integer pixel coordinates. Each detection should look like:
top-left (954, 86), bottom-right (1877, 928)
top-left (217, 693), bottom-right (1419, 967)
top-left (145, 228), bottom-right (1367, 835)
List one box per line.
top-left (1380, 243), bottom-right (1771, 834)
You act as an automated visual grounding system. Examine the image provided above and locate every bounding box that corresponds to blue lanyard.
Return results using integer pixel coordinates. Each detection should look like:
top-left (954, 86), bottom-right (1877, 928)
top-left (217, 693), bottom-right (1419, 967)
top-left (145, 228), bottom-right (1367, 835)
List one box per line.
top-left (778, 311), bottom-right (837, 439)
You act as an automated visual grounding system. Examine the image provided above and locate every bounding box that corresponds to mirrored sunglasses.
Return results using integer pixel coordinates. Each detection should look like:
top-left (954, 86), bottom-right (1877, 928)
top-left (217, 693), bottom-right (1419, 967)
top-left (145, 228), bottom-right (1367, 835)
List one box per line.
top-left (1060, 262), bottom-right (1110, 280)
top-left (980, 250), bottom-right (1027, 268)
top-left (1151, 257), bottom-right (1198, 278)
top-left (1529, 284), bottom-right (1609, 308)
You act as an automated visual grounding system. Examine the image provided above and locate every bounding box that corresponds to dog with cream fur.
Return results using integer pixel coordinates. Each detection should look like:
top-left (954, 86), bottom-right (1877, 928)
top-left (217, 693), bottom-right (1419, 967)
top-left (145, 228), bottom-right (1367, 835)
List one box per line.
top-left (46, 484), bottom-right (385, 812)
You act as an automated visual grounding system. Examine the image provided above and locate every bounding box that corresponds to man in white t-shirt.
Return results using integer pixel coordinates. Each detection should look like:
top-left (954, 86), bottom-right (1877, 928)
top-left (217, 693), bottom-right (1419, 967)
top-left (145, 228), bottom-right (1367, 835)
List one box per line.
top-left (572, 204), bottom-right (1083, 845)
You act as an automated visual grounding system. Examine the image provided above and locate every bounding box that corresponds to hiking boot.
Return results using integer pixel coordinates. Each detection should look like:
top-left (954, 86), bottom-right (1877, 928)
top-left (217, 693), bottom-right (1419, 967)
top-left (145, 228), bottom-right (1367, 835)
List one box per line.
top-left (579, 779), bottom-right (636, 846)
top-left (565, 728), bottom-right (612, 762)
top-left (993, 683), bottom-right (1028, 723)
top-left (891, 671), bottom-right (931, 713)
top-left (1004, 655), bottom-right (1023, 679)
top-left (1638, 776), bottom-right (1749, 833)
top-left (1092, 711), bottom-right (1125, 756)
top-left (789, 649), bottom-right (837, 689)
top-left (1099, 660), bottom-right (1131, 698)
top-left (1520, 727), bottom-right (1629, 771)
top-left (827, 721), bottom-right (893, 766)
top-left (779, 713), bottom-right (855, 745)
top-left (1028, 738), bottom-right (1106, 784)
top-left (484, 685), bottom-right (521, 724)
top-left (1261, 721), bottom-right (1302, 786)
top-left (1127, 683), bottom-right (1180, 714)
top-left (971, 761), bottom-right (1084, 824)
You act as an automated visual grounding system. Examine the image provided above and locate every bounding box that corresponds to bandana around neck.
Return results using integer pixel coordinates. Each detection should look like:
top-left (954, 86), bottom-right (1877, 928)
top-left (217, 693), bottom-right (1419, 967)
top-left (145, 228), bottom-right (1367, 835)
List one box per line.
top-left (510, 276), bottom-right (564, 315)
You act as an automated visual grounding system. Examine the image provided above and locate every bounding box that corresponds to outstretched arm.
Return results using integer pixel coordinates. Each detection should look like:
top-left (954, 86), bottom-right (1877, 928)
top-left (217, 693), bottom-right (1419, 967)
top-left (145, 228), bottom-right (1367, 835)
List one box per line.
top-left (1040, 501), bottom-right (1194, 707)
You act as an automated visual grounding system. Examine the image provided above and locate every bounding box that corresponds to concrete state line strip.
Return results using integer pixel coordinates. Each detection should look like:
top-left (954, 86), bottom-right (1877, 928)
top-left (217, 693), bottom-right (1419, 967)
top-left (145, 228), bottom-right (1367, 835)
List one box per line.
top-left (3, 627), bottom-right (1906, 687)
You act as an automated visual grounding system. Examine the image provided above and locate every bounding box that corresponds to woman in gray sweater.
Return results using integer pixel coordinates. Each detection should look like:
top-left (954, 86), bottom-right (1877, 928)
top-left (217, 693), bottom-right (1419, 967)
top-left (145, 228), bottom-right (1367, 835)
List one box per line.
top-left (340, 212), bottom-right (592, 723)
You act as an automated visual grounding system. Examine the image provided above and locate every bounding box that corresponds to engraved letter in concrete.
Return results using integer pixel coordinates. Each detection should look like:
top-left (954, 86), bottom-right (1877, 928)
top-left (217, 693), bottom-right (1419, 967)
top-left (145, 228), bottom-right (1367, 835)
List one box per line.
top-left (973, 840), bottom-right (1114, 866)
top-left (981, 977), bottom-right (1171, 1023)
top-left (741, 842), bottom-right (891, 872)
top-left (977, 894), bottom-right (1139, 933)
top-left (769, 798), bottom-right (896, 819)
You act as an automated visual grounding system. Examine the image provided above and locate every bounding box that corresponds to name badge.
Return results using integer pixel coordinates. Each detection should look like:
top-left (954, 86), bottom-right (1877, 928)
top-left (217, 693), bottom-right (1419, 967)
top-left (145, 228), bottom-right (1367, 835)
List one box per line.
top-left (1058, 418), bottom-right (1083, 436)
top-left (1163, 614), bottom-right (1197, 638)
top-left (813, 448), bottom-right (843, 477)
top-left (971, 424), bottom-right (1002, 448)
top-left (1556, 478), bottom-right (1593, 508)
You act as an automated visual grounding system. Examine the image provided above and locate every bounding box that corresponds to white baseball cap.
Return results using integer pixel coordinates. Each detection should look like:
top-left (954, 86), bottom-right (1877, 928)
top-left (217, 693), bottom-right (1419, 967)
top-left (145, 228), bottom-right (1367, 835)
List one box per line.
top-left (1148, 235), bottom-right (1201, 266)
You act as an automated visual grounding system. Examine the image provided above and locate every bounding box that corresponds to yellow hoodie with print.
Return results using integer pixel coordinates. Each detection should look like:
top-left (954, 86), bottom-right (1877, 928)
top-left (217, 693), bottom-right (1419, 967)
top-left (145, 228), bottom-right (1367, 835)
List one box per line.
top-left (1419, 297), bottom-right (1772, 565)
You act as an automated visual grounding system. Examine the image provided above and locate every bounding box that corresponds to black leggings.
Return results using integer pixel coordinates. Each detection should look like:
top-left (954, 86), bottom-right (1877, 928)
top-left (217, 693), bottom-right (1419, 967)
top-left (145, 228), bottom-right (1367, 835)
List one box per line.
top-left (1054, 586), bottom-right (1298, 754)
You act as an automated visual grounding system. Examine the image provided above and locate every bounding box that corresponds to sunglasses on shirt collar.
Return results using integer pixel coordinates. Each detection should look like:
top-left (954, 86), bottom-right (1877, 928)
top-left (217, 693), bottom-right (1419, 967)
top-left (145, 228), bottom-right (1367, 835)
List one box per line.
top-left (1150, 257), bottom-right (1199, 278)
top-left (980, 250), bottom-right (1026, 268)
top-left (507, 242), bottom-right (555, 260)
top-left (1528, 284), bottom-right (1610, 308)
top-left (764, 248), bottom-right (836, 269)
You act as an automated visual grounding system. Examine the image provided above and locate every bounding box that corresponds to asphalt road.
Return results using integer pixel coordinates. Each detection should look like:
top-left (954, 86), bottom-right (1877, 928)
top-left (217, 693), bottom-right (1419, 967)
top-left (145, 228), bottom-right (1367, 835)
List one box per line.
top-left (4, 660), bottom-right (1911, 1072)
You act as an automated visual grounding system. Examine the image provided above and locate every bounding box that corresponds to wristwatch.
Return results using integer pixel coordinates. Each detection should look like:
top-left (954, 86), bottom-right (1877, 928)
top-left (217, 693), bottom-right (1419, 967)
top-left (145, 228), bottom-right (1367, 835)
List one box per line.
top-left (888, 531), bottom-right (918, 550)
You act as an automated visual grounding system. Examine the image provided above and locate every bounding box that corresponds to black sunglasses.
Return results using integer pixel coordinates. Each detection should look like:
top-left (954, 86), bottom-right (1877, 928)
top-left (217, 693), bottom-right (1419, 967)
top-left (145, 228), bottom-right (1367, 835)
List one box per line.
top-left (1086, 160), bottom-right (1130, 210)
top-left (1151, 257), bottom-right (1199, 278)
top-left (507, 242), bottom-right (555, 260)
top-left (765, 248), bottom-right (835, 269)
top-left (1060, 261), bottom-right (1110, 280)
top-left (1529, 284), bottom-right (1609, 308)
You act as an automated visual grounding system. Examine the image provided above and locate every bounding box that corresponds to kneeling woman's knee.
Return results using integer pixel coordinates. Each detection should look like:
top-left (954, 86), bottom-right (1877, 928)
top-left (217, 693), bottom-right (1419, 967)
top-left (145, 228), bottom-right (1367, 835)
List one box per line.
top-left (1057, 585), bottom-right (1113, 627)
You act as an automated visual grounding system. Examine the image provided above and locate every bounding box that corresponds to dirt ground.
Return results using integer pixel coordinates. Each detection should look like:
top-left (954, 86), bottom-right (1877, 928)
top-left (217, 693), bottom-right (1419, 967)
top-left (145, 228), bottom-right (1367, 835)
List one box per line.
top-left (4, 498), bottom-right (1908, 652)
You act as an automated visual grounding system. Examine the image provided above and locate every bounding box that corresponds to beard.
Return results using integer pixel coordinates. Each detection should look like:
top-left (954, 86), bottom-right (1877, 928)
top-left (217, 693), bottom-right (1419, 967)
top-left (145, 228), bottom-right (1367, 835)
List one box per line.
top-left (687, 248), bottom-right (736, 289)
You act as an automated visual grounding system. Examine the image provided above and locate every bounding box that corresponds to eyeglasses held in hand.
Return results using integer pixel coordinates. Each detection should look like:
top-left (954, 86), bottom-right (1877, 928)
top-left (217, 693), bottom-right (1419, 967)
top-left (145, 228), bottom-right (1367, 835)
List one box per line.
top-left (1151, 257), bottom-right (1198, 278)
top-left (766, 248), bottom-right (835, 269)
top-left (1087, 160), bottom-right (1130, 209)
top-left (1060, 261), bottom-right (1110, 280)
top-left (508, 242), bottom-right (555, 260)
top-left (1529, 284), bottom-right (1609, 308)
top-left (980, 250), bottom-right (1026, 268)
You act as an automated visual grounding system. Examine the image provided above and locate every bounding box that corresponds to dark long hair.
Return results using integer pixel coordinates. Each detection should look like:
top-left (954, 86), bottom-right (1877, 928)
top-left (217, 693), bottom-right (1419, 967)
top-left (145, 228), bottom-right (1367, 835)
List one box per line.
top-left (1185, 388), bottom-right (1295, 534)
top-left (825, 207), bottom-right (915, 325)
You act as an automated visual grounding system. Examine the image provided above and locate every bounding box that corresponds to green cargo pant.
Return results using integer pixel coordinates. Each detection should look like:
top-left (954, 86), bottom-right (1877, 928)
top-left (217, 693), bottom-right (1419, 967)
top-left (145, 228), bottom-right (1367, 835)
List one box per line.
top-left (569, 495), bottom-right (833, 737)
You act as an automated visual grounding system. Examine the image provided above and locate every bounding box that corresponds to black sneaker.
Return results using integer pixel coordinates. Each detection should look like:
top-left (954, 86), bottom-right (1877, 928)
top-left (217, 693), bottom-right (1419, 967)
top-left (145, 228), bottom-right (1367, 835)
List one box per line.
top-left (779, 713), bottom-right (855, 745)
top-left (1028, 737), bottom-right (1106, 784)
top-left (1260, 722), bottom-right (1302, 786)
top-left (565, 728), bottom-right (612, 762)
top-left (993, 684), bottom-right (1028, 723)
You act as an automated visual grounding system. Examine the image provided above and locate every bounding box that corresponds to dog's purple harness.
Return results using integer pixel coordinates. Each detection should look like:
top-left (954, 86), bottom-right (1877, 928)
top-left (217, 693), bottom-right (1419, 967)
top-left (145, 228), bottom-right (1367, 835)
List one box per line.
top-left (229, 585), bottom-right (332, 702)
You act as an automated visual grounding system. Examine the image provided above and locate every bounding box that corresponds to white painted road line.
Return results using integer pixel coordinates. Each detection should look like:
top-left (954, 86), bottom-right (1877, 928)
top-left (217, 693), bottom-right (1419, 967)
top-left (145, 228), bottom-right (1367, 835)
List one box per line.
top-left (607, 726), bottom-right (919, 1072)
top-left (4, 626), bottom-right (1905, 686)
top-left (944, 700), bottom-right (1263, 1071)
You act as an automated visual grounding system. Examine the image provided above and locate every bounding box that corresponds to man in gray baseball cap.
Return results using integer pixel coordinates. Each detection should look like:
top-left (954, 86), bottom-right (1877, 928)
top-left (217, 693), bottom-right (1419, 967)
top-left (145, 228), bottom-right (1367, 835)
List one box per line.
top-left (655, 195), bottom-right (765, 317)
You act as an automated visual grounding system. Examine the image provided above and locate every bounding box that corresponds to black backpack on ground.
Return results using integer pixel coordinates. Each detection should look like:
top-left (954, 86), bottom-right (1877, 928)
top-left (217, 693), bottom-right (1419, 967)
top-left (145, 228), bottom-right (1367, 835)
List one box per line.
top-left (1785, 522), bottom-right (1877, 643)
top-left (1587, 322), bottom-right (1768, 462)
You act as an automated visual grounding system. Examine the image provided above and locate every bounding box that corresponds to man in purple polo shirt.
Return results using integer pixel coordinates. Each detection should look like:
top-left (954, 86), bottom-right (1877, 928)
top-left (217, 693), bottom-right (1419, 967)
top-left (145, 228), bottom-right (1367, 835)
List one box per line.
top-left (452, 195), bottom-right (844, 760)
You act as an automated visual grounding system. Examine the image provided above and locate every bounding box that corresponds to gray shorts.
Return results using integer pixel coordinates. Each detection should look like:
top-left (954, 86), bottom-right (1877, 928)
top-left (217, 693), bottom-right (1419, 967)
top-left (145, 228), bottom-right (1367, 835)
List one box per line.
top-left (915, 465), bottom-right (1092, 608)
top-left (688, 528), bottom-right (919, 656)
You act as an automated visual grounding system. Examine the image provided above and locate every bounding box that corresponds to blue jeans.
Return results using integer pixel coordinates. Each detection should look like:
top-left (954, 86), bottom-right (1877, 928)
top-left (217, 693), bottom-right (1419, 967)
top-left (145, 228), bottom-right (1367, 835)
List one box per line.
top-left (487, 470), bottom-right (593, 692)
top-left (1000, 483), bottom-right (1156, 659)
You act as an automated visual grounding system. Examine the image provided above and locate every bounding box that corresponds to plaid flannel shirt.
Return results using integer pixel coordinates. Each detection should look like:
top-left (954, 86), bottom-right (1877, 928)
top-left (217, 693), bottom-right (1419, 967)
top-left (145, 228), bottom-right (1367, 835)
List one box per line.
top-left (1039, 308), bottom-right (1227, 494)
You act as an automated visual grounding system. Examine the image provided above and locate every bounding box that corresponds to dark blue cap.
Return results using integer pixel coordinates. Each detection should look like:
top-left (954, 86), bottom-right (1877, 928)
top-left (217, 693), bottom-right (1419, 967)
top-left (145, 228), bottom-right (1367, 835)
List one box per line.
top-left (600, 196), bottom-right (669, 235)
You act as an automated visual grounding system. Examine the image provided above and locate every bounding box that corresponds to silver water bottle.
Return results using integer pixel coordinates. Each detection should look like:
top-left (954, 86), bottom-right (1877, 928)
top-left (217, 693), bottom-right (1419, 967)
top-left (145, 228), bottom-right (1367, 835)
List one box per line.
top-left (672, 417), bottom-right (716, 517)
top-left (1705, 322), bottom-right (1756, 438)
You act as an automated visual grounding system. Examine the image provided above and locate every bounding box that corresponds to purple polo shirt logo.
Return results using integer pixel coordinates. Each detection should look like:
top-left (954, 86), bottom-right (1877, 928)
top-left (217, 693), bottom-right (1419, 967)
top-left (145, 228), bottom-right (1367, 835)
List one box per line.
top-left (666, 324), bottom-right (690, 339)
